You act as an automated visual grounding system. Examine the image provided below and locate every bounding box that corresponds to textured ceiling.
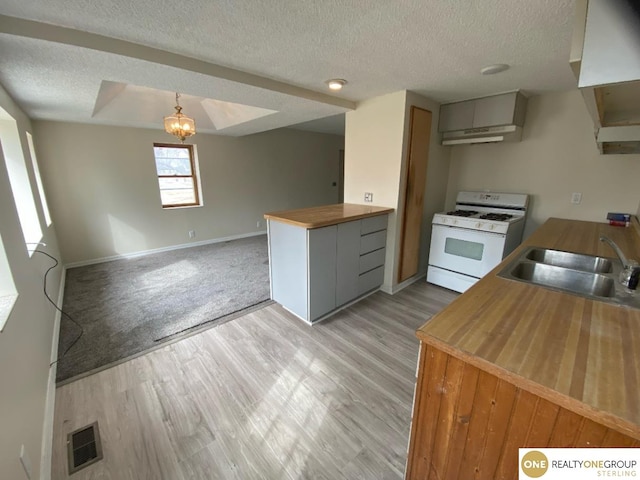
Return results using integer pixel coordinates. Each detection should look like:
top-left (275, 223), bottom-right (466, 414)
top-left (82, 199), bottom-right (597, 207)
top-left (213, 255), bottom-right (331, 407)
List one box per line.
top-left (0, 0), bottom-right (578, 136)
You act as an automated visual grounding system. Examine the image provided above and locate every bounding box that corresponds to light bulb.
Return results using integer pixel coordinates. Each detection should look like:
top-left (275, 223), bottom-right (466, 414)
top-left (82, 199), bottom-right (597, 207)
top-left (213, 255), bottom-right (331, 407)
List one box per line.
top-left (325, 79), bottom-right (347, 91)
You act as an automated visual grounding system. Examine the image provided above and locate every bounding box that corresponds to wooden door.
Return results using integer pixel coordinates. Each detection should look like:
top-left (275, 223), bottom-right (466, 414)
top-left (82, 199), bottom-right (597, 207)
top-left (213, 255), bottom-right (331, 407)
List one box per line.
top-left (338, 149), bottom-right (345, 203)
top-left (398, 106), bottom-right (432, 283)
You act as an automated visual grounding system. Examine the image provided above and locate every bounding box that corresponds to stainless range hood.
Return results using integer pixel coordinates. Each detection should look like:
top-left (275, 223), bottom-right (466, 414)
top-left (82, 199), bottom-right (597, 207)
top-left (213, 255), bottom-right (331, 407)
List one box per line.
top-left (571, 0), bottom-right (640, 154)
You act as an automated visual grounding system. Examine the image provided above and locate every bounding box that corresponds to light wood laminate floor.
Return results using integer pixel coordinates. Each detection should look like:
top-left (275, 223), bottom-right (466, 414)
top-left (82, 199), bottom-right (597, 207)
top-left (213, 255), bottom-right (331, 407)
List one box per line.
top-left (52, 281), bottom-right (457, 479)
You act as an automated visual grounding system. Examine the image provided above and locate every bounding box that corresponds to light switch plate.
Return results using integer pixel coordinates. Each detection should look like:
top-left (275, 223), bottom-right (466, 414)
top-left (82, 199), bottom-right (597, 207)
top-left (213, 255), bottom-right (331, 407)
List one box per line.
top-left (571, 192), bottom-right (582, 204)
top-left (364, 192), bottom-right (373, 203)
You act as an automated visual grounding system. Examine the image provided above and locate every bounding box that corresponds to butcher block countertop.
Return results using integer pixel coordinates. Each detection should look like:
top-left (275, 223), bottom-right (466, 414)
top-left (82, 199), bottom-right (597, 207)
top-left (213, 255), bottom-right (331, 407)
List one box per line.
top-left (418, 217), bottom-right (640, 439)
top-left (264, 203), bottom-right (393, 229)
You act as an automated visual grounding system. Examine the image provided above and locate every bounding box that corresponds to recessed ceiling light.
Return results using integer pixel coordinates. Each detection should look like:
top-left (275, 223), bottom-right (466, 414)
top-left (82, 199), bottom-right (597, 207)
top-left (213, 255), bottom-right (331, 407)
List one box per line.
top-left (326, 79), bottom-right (347, 91)
top-left (480, 64), bottom-right (510, 75)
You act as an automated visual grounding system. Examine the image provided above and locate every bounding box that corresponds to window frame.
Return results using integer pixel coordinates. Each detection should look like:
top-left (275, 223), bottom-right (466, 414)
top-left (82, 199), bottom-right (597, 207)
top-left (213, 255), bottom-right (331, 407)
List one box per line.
top-left (152, 142), bottom-right (201, 209)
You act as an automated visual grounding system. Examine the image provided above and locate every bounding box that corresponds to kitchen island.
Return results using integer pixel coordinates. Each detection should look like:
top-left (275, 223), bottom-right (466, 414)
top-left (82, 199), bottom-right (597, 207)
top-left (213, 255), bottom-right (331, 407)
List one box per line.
top-left (264, 203), bottom-right (393, 324)
top-left (406, 218), bottom-right (640, 479)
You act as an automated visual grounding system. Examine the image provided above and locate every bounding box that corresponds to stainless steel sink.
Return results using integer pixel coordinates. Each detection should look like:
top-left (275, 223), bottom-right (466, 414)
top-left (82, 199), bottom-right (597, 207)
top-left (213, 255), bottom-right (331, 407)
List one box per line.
top-left (498, 246), bottom-right (640, 308)
top-left (525, 248), bottom-right (613, 274)
top-left (509, 262), bottom-right (615, 298)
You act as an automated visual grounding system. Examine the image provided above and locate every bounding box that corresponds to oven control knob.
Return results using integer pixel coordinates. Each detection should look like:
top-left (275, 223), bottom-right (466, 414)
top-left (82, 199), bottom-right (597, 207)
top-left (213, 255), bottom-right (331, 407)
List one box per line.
top-left (489, 224), bottom-right (495, 230)
top-left (453, 219), bottom-right (458, 225)
top-left (475, 222), bottom-right (481, 228)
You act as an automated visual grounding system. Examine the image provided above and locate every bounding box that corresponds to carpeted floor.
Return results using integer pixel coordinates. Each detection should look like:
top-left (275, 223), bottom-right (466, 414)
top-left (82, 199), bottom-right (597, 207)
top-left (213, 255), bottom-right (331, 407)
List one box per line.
top-left (57, 235), bottom-right (270, 383)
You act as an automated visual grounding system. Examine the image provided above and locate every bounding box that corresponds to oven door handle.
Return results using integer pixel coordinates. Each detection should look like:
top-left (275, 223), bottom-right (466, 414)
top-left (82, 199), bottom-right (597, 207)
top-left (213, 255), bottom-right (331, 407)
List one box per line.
top-left (432, 224), bottom-right (506, 237)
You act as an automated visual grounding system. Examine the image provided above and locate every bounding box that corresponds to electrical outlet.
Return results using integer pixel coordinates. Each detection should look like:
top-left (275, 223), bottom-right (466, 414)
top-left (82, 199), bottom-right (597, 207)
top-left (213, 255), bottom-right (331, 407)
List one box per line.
top-left (571, 192), bottom-right (582, 205)
top-left (257, 220), bottom-right (261, 229)
top-left (188, 230), bottom-right (196, 239)
top-left (20, 445), bottom-right (32, 480)
top-left (364, 192), bottom-right (373, 203)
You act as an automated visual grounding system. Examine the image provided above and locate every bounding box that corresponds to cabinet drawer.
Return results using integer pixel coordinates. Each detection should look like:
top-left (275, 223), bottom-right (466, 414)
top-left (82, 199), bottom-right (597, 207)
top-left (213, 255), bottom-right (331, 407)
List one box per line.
top-left (361, 215), bottom-right (388, 235)
top-left (360, 230), bottom-right (386, 254)
top-left (359, 248), bottom-right (385, 274)
top-left (358, 266), bottom-right (384, 295)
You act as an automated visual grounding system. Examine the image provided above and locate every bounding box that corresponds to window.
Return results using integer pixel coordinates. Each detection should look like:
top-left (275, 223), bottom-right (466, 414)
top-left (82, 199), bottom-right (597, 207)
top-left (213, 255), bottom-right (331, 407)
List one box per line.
top-left (152, 143), bottom-right (201, 208)
top-left (0, 108), bottom-right (43, 254)
top-left (27, 133), bottom-right (52, 227)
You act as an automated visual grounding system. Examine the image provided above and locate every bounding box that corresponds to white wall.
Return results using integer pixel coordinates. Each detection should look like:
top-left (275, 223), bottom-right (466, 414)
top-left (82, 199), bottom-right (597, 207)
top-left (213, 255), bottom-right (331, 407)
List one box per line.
top-left (0, 84), bottom-right (62, 480)
top-left (33, 122), bottom-right (344, 264)
top-left (446, 90), bottom-right (640, 239)
top-left (344, 90), bottom-right (451, 292)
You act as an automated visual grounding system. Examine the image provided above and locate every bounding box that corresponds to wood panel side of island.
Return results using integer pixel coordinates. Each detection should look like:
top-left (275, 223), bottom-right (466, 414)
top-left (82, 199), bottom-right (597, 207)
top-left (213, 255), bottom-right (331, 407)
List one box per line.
top-left (405, 343), bottom-right (640, 480)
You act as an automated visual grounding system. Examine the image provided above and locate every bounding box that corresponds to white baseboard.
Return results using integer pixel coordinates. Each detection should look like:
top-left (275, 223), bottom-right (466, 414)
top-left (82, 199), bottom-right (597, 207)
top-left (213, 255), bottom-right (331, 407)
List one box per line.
top-left (40, 265), bottom-right (65, 480)
top-left (65, 231), bottom-right (267, 268)
top-left (380, 272), bottom-right (426, 295)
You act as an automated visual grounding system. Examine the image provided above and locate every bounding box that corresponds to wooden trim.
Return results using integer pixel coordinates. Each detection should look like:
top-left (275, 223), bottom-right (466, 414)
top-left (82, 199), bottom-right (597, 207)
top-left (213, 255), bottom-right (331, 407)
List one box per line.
top-left (398, 106), bottom-right (432, 283)
top-left (153, 142), bottom-right (194, 149)
top-left (152, 143), bottom-right (200, 208)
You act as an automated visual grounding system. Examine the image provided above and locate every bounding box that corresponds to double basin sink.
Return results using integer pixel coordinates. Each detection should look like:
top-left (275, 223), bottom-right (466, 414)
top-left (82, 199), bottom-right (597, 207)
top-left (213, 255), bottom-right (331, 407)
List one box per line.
top-left (498, 246), bottom-right (640, 309)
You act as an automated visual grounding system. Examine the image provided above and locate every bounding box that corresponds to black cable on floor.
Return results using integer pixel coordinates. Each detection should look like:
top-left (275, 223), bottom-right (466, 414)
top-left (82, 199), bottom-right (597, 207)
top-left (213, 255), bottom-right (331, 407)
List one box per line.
top-left (30, 249), bottom-right (84, 367)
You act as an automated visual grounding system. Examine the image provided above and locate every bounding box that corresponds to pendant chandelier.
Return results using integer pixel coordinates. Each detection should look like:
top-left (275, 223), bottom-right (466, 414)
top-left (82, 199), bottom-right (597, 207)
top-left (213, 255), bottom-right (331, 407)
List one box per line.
top-left (164, 92), bottom-right (196, 143)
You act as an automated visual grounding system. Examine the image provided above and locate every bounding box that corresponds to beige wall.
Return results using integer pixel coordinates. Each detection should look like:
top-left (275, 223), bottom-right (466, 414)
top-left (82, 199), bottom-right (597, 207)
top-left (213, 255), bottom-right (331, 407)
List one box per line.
top-left (344, 90), bottom-right (451, 292)
top-left (344, 91), bottom-right (407, 290)
top-left (33, 122), bottom-right (344, 264)
top-left (447, 90), bottom-right (640, 239)
top-left (0, 84), bottom-right (62, 480)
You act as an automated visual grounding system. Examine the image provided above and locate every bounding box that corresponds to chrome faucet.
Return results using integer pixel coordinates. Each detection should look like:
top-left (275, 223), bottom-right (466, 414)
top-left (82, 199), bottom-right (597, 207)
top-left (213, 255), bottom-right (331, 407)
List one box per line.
top-left (600, 235), bottom-right (640, 290)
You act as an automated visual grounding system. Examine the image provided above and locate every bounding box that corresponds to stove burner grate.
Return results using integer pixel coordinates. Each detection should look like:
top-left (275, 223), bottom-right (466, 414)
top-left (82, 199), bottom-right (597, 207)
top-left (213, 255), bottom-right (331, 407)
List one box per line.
top-left (446, 210), bottom-right (479, 217)
top-left (479, 213), bottom-right (513, 221)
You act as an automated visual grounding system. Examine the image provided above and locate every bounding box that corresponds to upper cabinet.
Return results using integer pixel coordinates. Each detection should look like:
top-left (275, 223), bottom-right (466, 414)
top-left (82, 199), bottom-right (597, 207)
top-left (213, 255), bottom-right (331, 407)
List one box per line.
top-left (438, 92), bottom-right (527, 133)
top-left (571, 0), bottom-right (640, 154)
top-left (438, 92), bottom-right (528, 145)
top-left (438, 100), bottom-right (474, 132)
top-left (473, 93), bottom-right (525, 128)
top-left (578, 0), bottom-right (640, 89)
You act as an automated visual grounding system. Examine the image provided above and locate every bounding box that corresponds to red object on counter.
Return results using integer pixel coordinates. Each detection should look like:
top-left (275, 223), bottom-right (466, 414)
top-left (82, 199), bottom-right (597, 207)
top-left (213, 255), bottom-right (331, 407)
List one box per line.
top-left (609, 220), bottom-right (629, 227)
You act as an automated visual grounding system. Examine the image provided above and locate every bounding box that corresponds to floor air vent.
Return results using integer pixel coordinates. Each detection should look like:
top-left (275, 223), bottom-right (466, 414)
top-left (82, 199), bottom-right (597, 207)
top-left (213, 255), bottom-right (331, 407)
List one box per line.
top-left (67, 421), bottom-right (103, 474)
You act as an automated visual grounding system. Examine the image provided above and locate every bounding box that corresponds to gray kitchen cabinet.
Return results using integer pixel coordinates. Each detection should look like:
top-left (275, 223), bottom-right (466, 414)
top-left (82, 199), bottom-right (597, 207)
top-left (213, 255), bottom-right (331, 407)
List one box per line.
top-left (473, 93), bottom-right (516, 127)
top-left (308, 225), bottom-right (338, 320)
top-left (473, 92), bottom-right (527, 128)
top-left (268, 221), bottom-right (308, 319)
top-left (336, 221), bottom-right (361, 306)
top-left (267, 212), bottom-right (389, 324)
top-left (438, 100), bottom-right (474, 132)
top-left (438, 92), bottom-right (527, 132)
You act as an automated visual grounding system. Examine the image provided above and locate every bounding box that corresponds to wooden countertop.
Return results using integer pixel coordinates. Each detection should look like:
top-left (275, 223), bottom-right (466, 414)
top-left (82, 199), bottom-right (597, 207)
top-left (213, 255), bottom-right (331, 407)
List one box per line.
top-left (264, 203), bottom-right (393, 228)
top-left (418, 217), bottom-right (640, 438)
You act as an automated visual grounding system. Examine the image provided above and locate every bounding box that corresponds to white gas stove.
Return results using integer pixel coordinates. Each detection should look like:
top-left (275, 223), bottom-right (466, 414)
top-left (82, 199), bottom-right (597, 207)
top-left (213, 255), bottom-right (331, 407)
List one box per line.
top-left (427, 191), bottom-right (529, 293)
